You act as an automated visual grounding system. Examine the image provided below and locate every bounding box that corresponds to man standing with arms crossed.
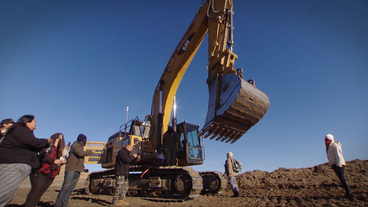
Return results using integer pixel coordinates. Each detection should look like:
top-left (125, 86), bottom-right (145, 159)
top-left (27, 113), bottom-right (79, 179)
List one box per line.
top-left (112, 144), bottom-right (137, 206)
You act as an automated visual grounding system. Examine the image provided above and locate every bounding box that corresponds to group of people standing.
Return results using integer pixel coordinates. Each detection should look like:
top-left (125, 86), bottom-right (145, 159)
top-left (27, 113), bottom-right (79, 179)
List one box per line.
top-left (0, 115), bottom-right (93, 207)
top-left (0, 115), bottom-right (354, 205)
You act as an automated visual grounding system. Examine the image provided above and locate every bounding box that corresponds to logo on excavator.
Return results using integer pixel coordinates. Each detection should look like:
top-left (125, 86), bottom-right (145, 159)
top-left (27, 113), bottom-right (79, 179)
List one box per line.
top-left (178, 33), bottom-right (194, 55)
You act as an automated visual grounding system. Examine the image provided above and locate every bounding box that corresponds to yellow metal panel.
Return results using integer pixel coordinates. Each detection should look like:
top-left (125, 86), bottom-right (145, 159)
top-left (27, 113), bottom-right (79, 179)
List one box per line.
top-left (84, 141), bottom-right (106, 164)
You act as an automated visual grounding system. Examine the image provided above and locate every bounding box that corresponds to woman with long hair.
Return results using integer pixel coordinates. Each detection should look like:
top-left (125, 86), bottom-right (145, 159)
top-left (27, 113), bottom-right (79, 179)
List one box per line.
top-left (24, 133), bottom-right (67, 207)
top-left (0, 115), bottom-right (52, 207)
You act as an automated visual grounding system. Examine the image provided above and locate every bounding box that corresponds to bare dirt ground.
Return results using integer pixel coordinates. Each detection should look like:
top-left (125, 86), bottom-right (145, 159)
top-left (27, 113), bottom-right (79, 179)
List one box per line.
top-left (8, 159), bottom-right (368, 207)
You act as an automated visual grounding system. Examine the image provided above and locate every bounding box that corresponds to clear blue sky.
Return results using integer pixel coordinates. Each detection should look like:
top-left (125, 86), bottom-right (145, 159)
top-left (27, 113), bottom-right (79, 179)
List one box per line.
top-left (1, 0), bottom-right (367, 173)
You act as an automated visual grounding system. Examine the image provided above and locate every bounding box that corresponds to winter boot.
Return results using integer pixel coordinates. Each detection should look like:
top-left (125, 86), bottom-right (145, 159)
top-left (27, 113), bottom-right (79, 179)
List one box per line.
top-left (343, 182), bottom-right (354, 201)
top-left (233, 191), bottom-right (239, 197)
top-left (344, 192), bottom-right (354, 201)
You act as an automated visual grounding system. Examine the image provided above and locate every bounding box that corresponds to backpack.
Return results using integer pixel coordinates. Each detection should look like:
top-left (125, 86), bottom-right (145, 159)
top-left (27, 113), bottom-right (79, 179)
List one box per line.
top-left (233, 159), bottom-right (242, 173)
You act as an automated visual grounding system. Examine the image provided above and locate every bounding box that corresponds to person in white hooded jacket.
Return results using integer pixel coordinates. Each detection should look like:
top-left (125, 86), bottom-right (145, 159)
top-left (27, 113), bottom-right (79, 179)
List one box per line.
top-left (225, 151), bottom-right (239, 197)
top-left (325, 134), bottom-right (353, 200)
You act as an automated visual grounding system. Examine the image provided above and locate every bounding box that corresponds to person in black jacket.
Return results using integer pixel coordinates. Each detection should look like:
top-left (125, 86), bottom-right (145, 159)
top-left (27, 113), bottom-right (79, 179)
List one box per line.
top-left (0, 115), bottom-right (51, 207)
top-left (111, 145), bottom-right (137, 206)
top-left (162, 126), bottom-right (180, 166)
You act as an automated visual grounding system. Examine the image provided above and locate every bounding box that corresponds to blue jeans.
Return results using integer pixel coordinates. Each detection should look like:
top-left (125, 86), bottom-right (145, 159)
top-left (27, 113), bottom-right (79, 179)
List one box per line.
top-left (55, 171), bottom-right (80, 207)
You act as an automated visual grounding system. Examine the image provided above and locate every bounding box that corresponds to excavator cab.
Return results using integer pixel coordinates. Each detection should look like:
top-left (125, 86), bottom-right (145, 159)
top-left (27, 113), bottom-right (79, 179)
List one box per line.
top-left (176, 122), bottom-right (203, 166)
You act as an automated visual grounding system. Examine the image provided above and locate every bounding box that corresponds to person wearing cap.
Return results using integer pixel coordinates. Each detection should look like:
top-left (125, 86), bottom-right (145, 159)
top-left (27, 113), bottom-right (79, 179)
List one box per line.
top-left (55, 134), bottom-right (94, 207)
top-left (0, 118), bottom-right (15, 141)
top-left (324, 134), bottom-right (353, 200)
top-left (225, 151), bottom-right (240, 197)
top-left (0, 115), bottom-right (52, 207)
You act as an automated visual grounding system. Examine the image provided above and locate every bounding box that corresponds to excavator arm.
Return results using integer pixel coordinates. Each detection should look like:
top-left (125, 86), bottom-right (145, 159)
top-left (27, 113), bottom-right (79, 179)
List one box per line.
top-left (84, 0), bottom-right (270, 198)
top-left (149, 0), bottom-right (269, 147)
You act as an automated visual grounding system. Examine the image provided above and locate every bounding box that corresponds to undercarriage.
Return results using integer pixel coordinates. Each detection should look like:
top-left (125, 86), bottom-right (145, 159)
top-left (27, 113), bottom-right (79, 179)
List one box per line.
top-left (85, 166), bottom-right (227, 200)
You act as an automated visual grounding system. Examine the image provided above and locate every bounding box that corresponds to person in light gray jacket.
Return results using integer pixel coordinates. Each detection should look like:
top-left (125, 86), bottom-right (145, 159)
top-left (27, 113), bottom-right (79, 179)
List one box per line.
top-left (325, 134), bottom-right (353, 200)
top-left (225, 151), bottom-right (239, 197)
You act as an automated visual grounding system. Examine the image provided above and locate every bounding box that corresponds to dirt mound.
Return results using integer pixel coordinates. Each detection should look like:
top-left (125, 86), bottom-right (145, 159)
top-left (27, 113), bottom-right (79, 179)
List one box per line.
top-left (223, 159), bottom-right (368, 206)
top-left (8, 159), bottom-right (368, 206)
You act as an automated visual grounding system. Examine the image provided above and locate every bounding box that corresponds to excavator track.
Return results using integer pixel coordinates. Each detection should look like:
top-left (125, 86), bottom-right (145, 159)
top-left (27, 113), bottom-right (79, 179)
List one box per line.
top-left (85, 169), bottom-right (115, 195)
top-left (200, 171), bottom-right (227, 195)
top-left (137, 166), bottom-right (203, 199)
top-left (85, 166), bottom-right (203, 200)
top-left (85, 167), bottom-right (228, 200)
top-left (142, 171), bottom-right (227, 202)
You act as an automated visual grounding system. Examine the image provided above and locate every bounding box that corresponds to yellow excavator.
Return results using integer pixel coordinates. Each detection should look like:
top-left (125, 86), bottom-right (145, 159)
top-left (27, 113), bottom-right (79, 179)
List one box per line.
top-left (84, 0), bottom-right (269, 200)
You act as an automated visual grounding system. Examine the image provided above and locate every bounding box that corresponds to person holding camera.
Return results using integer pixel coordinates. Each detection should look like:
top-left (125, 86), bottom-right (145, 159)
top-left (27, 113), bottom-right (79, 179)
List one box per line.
top-left (24, 133), bottom-right (67, 207)
top-left (55, 134), bottom-right (94, 207)
top-left (111, 145), bottom-right (137, 206)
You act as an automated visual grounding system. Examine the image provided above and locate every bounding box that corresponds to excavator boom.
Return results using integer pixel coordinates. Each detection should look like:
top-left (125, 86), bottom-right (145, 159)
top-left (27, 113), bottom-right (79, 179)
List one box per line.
top-left (151, 0), bottom-right (269, 145)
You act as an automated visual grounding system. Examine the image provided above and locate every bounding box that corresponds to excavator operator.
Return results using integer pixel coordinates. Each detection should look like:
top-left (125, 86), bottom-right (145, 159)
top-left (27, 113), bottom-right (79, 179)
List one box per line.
top-left (162, 126), bottom-right (180, 166)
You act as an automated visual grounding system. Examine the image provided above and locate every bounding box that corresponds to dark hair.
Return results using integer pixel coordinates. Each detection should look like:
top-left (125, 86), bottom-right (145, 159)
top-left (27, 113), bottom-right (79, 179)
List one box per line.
top-left (51, 133), bottom-right (65, 159)
top-left (1, 118), bottom-right (15, 127)
top-left (167, 126), bottom-right (173, 132)
top-left (6, 115), bottom-right (35, 135)
top-left (17, 115), bottom-right (35, 126)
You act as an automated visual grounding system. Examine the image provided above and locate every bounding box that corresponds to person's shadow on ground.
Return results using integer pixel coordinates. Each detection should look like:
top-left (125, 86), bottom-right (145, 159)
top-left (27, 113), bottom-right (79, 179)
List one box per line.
top-left (69, 188), bottom-right (111, 206)
top-left (71, 196), bottom-right (112, 206)
top-left (7, 201), bottom-right (54, 207)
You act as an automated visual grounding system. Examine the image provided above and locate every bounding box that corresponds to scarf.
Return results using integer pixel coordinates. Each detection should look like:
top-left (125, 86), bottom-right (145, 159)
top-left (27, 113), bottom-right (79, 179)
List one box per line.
top-left (40, 146), bottom-right (61, 178)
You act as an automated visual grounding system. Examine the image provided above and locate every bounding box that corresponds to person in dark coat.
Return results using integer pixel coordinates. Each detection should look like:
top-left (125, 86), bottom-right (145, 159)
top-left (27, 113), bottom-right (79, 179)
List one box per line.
top-left (0, 115), bottom-right (51, 207)
top-left (111, 145), bottom-right (137, 206)
top-left (24, 133), bottom-right (67, 207)
top-left (55, 134), bottom-right (94, 207)
top-left (162, 126), bottom-right (180, 166)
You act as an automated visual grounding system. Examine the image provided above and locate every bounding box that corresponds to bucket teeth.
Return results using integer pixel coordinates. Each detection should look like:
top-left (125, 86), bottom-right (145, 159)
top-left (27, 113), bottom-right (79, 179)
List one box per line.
top-left (208, 127), bottom-right (225, 140)
top-left (200, 124), bottom-right (218, 138)
top-left (219, 130), bottom-right (234, 142)
top-left (201, 74), bottom-right (269, 143)
top-left (215, 129), bottom-right (230, 141)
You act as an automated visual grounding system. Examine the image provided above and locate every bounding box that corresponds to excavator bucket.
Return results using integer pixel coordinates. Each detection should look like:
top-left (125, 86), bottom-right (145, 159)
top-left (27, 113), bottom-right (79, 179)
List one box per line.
top-left (199, 73), bottom-right (269, 143)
